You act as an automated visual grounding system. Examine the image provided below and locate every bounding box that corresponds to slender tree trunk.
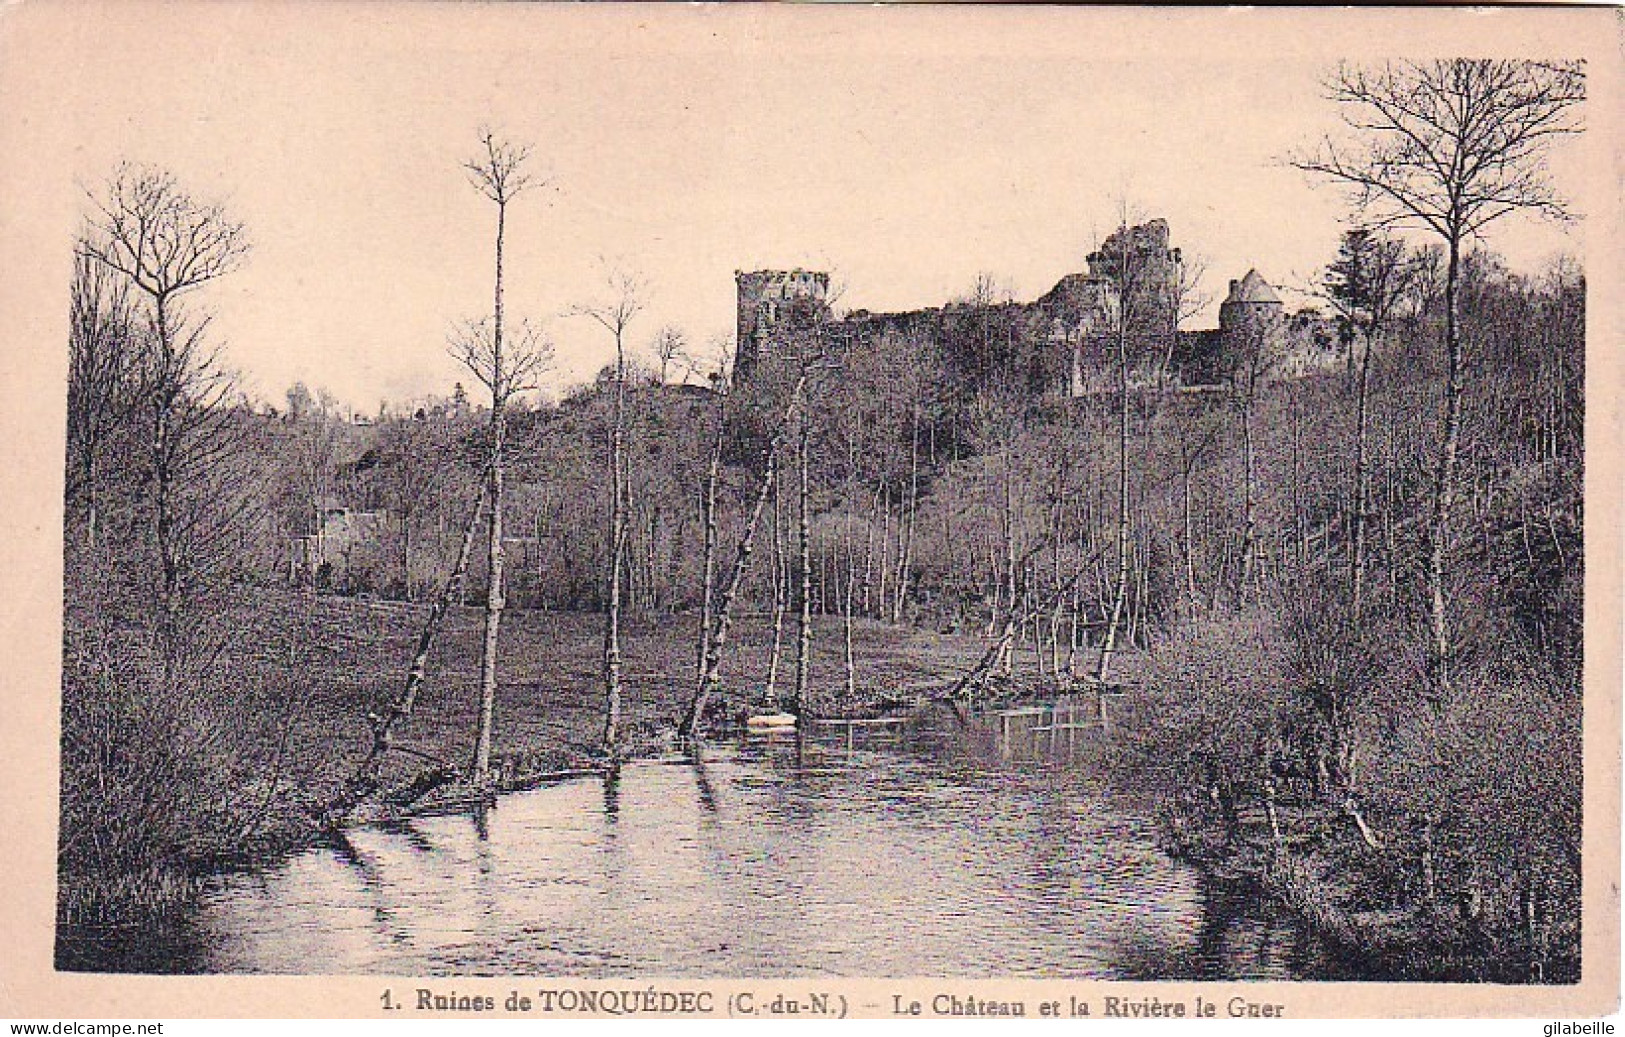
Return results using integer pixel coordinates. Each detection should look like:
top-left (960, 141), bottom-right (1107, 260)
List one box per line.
top-left (1136, 538), bottom-right (1151, 647)
top-left (697, 408), bottom-right (723, 684)
top-left (876, 487), bottom-right (891, 623)
top-left (1390, 452), bottom-right (1402, 608)
top-left (1426, 235), bottom-right (1464, 697)
top-left (1182, 456), bottom-right (1199, 604)
top-left (401, 515), bottom-right (414, 601)
top-left (1350, 327), bottom-right (1374, 628)
top-left (650, 505), bottom-right (662, 611)
top-left (1095, 328), bottom-right (1132, 683)
top-left (893, 404), bottom-right (921, 625)
top-left (1068, 494), bottom-right (1086, 676)
top-left (471, 196), bottom-right (509, 787)
top-left (764, 471), bottom-right (787, 708)
top-left (1290, 389), bottom-right (1306, 562)
top-left (345, 478), bottom-right (490, 803)
top-left (1031, 581), bottom-right (1048, 678)
top-left (1239, 395), bottom-right (1258, 600)
top-left (995, 440), bottom-right (1018, 678)
top-left (151, 295), bottom-right (181, 652)
top-left (1048, 486), bottom-right (1064, 676)
top-left (603, 334), bottom-right (629, 760)
top-left (860, 484), bottom-right (879, 617)
top-left (983, 535), bottom-right (1001, 640)
top-left (84, 452), bottom-right (98, 551)
top-left (471, 411), bottom-right (506, 782)
top-left (820, 544), bottom-right (832, 616)
top-left (1126, 540), bottom-right (1142, 650)
top-left (843, 512), bottom-right (857, 703)
top-left (1067, 580), bottom-right (1083, 675)
top-left (682, 376), bottom-right (804, 739)
top-left (682, 450), bottom-right (780, 737)
top-left (794, 398), bottom-right (813, 717)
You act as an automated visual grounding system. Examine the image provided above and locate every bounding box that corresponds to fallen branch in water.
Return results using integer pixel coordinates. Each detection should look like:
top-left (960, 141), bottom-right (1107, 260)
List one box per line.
top-left (386, 766), bottom-right (464, 808)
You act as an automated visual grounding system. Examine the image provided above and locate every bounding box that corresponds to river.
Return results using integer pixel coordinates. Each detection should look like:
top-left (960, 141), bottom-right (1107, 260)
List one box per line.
top-left (147, 707), bottom-right (1330, 978)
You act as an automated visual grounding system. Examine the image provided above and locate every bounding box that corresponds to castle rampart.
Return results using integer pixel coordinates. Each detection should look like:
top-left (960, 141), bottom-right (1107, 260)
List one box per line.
top-left (734, 269), bottom-right (830, 380)
top-left (733, 223), bottom-right (1343, 394)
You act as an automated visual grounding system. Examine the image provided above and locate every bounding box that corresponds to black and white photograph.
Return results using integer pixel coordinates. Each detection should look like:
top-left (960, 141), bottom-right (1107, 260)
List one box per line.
top-left (0, 2), bottom-right (1618, 1021)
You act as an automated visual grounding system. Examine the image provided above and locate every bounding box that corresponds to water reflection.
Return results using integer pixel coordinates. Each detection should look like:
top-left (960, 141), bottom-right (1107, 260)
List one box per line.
top-left (690, 758), bottom-right (720, 816)
top-left (156, 710), bottom-right (1328, 977)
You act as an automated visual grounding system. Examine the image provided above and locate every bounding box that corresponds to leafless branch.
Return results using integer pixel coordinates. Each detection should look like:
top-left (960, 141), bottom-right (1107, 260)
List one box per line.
top-left (1290, 60), bottom-right (1584, 243)
top-left (463, 127), bottom-right (541, 205)
top-left (80, 163), bottom-right (250, 302)
top-left (448, 316), bottom-right (554, 403)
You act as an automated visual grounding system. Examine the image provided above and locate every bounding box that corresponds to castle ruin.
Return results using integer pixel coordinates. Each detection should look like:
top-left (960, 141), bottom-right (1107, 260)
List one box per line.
top-left (734, 269), bottom-right (831, 381)
top-left (734, 220), bottom-right (1342, 394)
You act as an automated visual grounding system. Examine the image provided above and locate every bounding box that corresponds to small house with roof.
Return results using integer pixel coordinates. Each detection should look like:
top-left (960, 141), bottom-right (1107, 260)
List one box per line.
top-left (287, 497), bottom-right (389, 589)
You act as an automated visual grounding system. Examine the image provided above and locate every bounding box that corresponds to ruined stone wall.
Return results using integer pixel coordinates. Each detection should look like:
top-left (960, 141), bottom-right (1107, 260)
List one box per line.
top-left (1086, 218), bottom-right (1183, 334)
top-left (731, 222), bottom-right (1347, 398)
top-left (734, 268), bottom-right (830, 380)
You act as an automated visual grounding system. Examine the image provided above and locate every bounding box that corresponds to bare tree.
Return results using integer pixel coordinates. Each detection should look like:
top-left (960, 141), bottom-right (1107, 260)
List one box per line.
top-left (695, 331), bottom-right (735, 388)
top-left (455, 128), bottom-right (546, 786)
top-left (794, 380), bottom-right (814, 718)
top-left (694, 391), bottom-right (724, 690)
top-left (66, 248), bottom-right (140, 550)
top-left (337, 479), bottom-right (491, 813)
top-left (573, 270), bottom-right (645, 762)
top-left (1294, 59), bottom-right (1584, 693)
top-left (763, 470), bottom-right (789, 707)
top-left (375, 413), bottom-right (455, 600)
top-left (680, 370), bottom-right (808, 742)
top-left (279, 383), bottom-right (344, 587)
top-left (884, 329), bottom-right (936, 625)
top-left (1170, 392), bottom-right (1224, 607)
top-left (1322, 227), bottom-right (1413, 628)
top-left (650, 324), bottom-right (688, 385)
top-left (968, 384), bottom-right (1024, 679)
top-left (1090, 213), bottom-right (1148, 684)
top-left (80, 163), bottom-right (250, 640)
top-left (1226, 306), bottom-right (1287, 598)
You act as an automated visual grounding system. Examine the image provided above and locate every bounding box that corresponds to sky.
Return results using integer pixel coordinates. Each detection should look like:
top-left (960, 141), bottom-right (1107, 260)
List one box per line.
top-left (8, 4), bottom-right (1593, 413)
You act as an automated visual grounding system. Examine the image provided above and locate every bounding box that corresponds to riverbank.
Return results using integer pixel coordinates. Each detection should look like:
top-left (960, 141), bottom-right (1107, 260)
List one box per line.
top-left (1152, 798), bottom-right (1580, 984)
top-left (66, 586), bottom-right (1540, 981)
top-left (58, 585), bottom-right (1006, 967)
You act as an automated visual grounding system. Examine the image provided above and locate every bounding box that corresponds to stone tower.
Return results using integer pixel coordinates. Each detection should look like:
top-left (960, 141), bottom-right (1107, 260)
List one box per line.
top-left (1085, 218), bottom-right (1183, 334)
top-left (734, 269), bottom-right (830, 381)
top-left (1218, 268), bottom-right (1283, 332)
top-left (1218, 268), bottom-right (1285, 351)
top-left (1218, 269), bottom-right (1286, 380)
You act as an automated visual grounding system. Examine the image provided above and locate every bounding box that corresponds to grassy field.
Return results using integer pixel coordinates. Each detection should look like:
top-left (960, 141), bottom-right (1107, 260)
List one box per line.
top-left (224, 587), bottom-right (1002, 816)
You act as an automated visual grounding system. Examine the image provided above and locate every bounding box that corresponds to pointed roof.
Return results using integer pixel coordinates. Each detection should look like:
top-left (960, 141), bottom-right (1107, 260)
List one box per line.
top-left (1225, 269), bottom-right (1281, 305)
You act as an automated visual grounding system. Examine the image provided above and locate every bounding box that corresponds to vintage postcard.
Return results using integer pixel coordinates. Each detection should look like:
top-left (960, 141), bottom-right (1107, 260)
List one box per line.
top-left (0, 2), bottom-right (1619, 1024)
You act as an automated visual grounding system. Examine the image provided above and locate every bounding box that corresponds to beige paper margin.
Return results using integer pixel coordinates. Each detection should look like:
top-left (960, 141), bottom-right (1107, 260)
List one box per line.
top-left (0, 2), bottom-right (1618, 1021)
